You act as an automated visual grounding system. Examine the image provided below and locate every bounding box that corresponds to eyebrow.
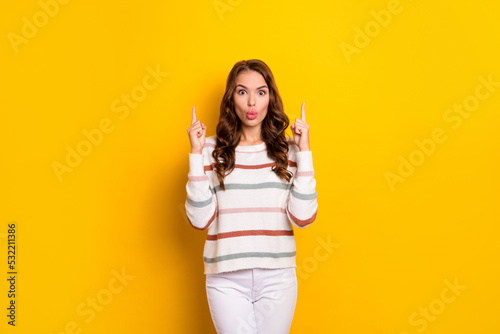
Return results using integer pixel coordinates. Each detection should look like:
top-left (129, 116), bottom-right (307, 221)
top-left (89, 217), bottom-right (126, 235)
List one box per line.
top-left (235, 84), bottom-right (268, 90)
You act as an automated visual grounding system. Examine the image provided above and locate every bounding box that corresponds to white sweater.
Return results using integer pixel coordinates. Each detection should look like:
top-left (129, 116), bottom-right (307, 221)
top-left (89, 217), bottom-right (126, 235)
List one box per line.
top-left (185, 135), bottom-right (318, 275)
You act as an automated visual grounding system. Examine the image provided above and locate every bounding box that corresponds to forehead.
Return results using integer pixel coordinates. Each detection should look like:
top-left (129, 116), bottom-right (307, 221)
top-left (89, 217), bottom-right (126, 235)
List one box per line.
top-left (235, 70), bottom-right (266, 86)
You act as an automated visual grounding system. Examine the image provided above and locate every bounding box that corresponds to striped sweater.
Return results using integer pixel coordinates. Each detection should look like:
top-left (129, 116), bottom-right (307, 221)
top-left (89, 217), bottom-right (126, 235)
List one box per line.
top-left (185, 135), bottom-right (318, 275)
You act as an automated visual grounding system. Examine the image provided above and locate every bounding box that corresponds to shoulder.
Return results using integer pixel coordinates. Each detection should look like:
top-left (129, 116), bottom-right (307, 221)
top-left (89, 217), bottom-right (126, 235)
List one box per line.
top-left (205, 135), bottom-right (217, 147)
top-left (201, 135), bottom-right (217, 160)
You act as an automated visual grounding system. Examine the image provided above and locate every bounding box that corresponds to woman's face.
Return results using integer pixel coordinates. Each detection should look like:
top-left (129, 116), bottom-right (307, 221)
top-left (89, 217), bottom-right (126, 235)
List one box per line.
top-left (232, 70), bottom-right (269, 133)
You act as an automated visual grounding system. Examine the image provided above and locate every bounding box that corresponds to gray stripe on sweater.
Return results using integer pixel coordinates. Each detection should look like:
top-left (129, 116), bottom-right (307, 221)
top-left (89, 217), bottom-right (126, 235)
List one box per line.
top-left (186, 196), bottom-right (213, 208)
top-left (204, 251), bottom-right (296, 263)
top-left (292, 189), bottom-right (318, 200)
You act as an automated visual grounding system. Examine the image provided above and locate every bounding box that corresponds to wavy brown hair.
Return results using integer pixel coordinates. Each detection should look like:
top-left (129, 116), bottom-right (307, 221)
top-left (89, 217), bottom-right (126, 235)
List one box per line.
top-left (213, 59), bottom-right (293, 190)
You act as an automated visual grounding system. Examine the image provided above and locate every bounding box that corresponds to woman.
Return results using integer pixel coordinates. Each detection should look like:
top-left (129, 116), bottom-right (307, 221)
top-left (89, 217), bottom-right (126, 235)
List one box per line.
top-left (185, 59), bottom-right (318, 333)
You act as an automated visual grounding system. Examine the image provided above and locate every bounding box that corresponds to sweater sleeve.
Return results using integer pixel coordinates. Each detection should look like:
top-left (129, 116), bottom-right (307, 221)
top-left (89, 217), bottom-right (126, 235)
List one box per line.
top-left (184, 152), bottom-right (217, 230)
top-left (286, 150), bottom-right (318, 228)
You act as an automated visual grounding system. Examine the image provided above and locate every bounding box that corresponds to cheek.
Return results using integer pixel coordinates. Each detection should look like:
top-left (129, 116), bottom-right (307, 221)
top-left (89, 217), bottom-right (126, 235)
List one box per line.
top-left (263, 96), bottom-right (270, 106)
top-left (234, 95), bottom-right (245, 108)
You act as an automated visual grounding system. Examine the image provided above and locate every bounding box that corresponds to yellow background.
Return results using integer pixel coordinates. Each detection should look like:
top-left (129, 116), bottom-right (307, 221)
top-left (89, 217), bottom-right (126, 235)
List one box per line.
top-left (1, 0), bottom-right (499, 333)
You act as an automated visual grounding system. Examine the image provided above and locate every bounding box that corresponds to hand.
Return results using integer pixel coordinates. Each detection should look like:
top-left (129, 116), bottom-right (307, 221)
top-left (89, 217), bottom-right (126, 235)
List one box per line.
top-left (187, 106), bottom-right (206, 154)
top-left (290, 102), bottom-right (310, 151)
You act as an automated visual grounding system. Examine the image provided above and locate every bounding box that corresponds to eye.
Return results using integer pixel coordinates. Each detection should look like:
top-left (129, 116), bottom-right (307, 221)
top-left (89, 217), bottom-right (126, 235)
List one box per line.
top-left (258, 90), bottom-right (266, 95)
top-left (238, 89), bottom-right (247, 95)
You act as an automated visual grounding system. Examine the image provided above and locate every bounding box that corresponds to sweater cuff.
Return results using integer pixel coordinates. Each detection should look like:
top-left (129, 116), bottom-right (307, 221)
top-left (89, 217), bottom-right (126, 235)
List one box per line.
top-left (188, 153), bottom-right (205, 175)
top-left (295, 150), bottom-right (314, 171)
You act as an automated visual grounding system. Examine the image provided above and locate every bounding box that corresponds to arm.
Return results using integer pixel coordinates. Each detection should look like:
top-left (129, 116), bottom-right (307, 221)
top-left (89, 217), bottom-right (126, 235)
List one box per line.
top-left (286, 150), bottom-right (318, 228)
top-left (184, 152), bottom-right (217, 230)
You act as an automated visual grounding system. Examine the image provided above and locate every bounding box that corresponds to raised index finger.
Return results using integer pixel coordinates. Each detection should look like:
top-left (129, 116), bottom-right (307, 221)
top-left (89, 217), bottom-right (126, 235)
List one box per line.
top-left (191, 106), bottom-right (197, 125)
top-left (301, 102), bottom-right (306, 122)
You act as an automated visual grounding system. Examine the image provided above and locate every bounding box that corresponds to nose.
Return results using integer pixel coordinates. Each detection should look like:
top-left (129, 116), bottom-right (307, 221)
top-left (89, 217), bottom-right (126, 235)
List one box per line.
top-left (248, 94), bottom-right (255, 107)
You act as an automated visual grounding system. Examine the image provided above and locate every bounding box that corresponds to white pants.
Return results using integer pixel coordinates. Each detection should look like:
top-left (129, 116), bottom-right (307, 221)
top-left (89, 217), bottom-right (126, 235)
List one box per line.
top-left (205, 267), bottom-right (297, 334)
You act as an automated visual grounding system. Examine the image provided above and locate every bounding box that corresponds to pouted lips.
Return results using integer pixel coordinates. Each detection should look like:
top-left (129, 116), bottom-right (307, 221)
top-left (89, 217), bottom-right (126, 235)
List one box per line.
top-left (247, 110), bottom-right (257, 119)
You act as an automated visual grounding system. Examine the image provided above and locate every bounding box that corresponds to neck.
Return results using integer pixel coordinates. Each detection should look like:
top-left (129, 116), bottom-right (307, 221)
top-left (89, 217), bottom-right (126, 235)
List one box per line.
top-left (239, 127), bottom-right (263, 144)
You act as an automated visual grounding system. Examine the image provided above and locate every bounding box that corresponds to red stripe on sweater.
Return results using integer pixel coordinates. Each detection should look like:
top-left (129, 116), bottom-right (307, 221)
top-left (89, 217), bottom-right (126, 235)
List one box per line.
top-left (188, 175), bottom-right (209, 181)
top-left (186, 209), bottom-right (216, 230)
top-left (287, 204), bottom-right (317, 227)
top-left (204, 160), bottom-right (297, 172)
top-left (206, 229), bottom-right (294, 240)
top-left (296, 171), bottom-right (314, 177)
